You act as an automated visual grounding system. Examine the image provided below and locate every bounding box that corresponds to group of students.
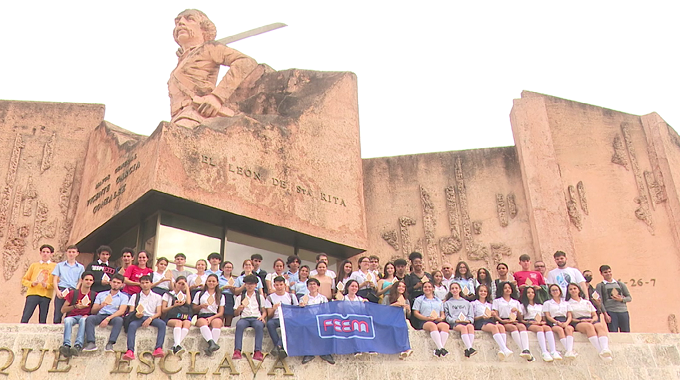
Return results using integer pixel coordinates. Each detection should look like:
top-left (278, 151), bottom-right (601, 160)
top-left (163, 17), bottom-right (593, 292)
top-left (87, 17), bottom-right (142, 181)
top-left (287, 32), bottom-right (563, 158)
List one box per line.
top-left (383, 250), bottom-right (630, 362)
top-left (20, 243), bottom-right (629, 364)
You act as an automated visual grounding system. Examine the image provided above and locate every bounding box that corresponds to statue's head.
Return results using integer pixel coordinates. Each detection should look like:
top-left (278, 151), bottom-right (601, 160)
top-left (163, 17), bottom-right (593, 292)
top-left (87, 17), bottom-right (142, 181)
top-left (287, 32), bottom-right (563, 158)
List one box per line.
top-left (174, 9), bottom-right (217, 47)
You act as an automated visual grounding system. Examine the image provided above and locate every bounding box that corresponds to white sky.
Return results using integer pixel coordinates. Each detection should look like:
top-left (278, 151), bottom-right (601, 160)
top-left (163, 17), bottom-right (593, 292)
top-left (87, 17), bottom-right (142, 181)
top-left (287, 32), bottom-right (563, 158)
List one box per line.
top-left (1, 1), bottom-right (678, 158)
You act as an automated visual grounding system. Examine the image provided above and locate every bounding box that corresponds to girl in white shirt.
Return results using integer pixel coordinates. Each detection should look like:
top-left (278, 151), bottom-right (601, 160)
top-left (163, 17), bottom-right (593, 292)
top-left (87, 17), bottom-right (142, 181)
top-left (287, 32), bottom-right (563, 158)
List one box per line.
top-left (493, 281), bottom-right (533, 361)
top-left (472, 285), bottom-right (511, 360)
top-left (342, 280), bottom-right (366, 302)
top-left (543, 284), bottom-right (576, 358)
top-left (265, 259), bottom-right (288, 295)
top-left (566, 283), bottom-right (612, 361)
top-left (192, 274), bottom-right (224, 356)
top-left (151, 257), bottom-right (172, 295)
top-left (432, 270), bottom-right (449, 301)
top-left (161, 276), bottom-right (192, 354)
top-left (388, 280), bottom-right (413, 359)
top-left (520, 286), bottom-right (560, 362)
top-left (187, 259), bottom-right (208, 298)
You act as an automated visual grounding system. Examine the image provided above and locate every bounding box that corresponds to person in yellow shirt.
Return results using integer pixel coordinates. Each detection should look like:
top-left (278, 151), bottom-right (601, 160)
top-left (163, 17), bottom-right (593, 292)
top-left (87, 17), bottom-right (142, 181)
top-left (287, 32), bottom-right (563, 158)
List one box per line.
top-left (21, 245), bottom-right (56, 323)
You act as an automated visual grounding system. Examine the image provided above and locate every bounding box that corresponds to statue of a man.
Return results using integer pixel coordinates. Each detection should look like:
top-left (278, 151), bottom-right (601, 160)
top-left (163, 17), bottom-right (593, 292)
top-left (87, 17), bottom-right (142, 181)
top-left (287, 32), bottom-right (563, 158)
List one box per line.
top-left (169, 9), bottom-right (258, 128)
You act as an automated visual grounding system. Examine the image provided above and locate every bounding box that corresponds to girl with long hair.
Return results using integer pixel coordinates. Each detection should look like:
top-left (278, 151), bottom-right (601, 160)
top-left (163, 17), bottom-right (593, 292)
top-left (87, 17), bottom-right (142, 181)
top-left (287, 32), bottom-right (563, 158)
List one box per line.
top-left (311, 261), bottom-right (334, 300)
top-left (192, 274), bottom-right (225, 356)
top-left (444, 282), bottom-right (476, 357)
top-left (123, 250), bottom-right (153, 296)
top-left (493, 281), bottom-right (534, 361)
top-left (543, 284), bottom-right (575, 358)
top-left (432, 270), bottom-right (448, 300)
top-left (218, 261), bottom-right (237, 327)
top-left (472, 284), bottom-right (512, 360)
top-left (161, 276), bottom-right (192, 354)
top-left (377, 262), bottom-right (397, 304)
top-left (566, 283), bottom-right (612, 361)
top-left (520, 286), bottom-right (559, 361)
top-left (453, 261), bottom-right (478, 301)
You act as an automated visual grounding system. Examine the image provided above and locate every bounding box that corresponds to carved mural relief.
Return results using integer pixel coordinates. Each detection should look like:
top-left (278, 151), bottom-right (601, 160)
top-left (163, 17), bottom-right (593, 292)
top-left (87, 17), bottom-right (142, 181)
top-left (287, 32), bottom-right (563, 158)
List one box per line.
top-left (441, 186), bottom-right (462, 254)
top-left (489, 243), bottom-right (512, 265)
top-left (566, 185), bottom-right (583, 231)
top-left (611, 135), bottom-right (629, 169)
top-left (381, 230), bottom-right (399, 251)
top-left (507, 193), bottom-right (517, 219)
top-left (496, 193), bottom-right (508, 227)
top-left (455, 158), bottom-right (473, 254)
top-left (32, 201), bottom-right (57, 250)
top-left (58, 163), bottom-right (78, 253)
top-left (21, 176), bottom-right (37, 217)
top-left (621, 123), bottom-right (654, 234)
top-left (576, 181), bottom-right (588, 215)
top-left (40, 133), bottom-right (55, 174)
top-left (419, 186), bottom-right (440, 270)
top-left (644, 170), bottom-right (667, 207)
top-left (0, 135), bottom-right (25, 238)
top-left (669, 314), bottom-right (679, 334)
top-left (398, 216), bottom-right (416, 258)
top-left (472, 221), bottom-right (482, 235)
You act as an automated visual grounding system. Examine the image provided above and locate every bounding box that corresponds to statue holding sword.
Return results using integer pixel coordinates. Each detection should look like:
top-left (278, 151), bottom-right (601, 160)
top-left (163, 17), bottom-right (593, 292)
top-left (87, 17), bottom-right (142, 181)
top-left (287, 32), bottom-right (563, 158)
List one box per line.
top-left (169, 9), bottom-right (285, 128)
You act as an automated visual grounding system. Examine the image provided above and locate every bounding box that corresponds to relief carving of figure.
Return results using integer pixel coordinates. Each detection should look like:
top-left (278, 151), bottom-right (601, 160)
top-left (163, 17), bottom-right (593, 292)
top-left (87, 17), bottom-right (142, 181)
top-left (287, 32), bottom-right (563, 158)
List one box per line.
top-left (169, 9), bottom-right (259, 128)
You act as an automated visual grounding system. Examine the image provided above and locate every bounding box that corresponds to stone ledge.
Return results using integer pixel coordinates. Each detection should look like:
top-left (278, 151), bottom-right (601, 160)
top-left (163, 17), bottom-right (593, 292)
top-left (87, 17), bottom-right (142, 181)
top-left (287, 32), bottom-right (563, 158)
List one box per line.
top-left (0, 323), bottom-right (677, 379)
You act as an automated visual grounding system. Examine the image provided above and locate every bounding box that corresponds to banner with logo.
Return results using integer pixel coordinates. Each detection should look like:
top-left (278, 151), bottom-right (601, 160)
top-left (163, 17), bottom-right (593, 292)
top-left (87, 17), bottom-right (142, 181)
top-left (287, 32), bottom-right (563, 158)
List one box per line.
top-left (279, 301), bottom-right (410, 356)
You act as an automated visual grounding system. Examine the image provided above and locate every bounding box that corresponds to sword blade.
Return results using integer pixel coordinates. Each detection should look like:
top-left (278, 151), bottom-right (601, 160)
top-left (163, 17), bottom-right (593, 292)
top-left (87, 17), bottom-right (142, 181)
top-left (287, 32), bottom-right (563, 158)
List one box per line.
top-left (216, 22), bottom-right (287, 45)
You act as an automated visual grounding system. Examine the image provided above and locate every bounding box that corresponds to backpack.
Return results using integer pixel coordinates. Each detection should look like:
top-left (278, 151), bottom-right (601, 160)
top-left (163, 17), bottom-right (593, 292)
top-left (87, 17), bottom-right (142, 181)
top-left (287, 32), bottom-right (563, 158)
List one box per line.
top-left (164, 291), bottom-right (192, 321)
top-left (123, 293), bottom-right (142, 333)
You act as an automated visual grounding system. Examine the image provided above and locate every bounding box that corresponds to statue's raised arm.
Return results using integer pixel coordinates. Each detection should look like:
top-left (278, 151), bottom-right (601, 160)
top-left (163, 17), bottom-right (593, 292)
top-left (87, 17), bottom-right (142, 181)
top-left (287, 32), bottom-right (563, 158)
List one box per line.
top-left (169, 9), bottom-right (259, 128)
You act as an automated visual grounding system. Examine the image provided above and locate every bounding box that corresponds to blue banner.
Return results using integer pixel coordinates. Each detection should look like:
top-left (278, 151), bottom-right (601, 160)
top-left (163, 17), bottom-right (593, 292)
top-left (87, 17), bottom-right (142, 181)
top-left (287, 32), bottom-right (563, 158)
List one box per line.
top-left (280, 302), bottom-right (411, 356)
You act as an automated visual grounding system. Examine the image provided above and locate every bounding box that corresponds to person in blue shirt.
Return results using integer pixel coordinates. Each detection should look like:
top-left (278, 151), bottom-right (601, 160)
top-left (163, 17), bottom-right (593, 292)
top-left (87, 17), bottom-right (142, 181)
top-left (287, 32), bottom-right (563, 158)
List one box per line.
top-left (206, 252), bottom-right (222, 276)
top-left (412, 281), bottom-right (450, 357)
top-left (82, 274), bottom-right (130, 352)
top-left (52, 245), bottom-right (85, 324)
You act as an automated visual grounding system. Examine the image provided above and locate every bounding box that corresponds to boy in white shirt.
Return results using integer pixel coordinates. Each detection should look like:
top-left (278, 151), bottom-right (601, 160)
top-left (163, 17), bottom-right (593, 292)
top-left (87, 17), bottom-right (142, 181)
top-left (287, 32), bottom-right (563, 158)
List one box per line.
top-left (123, 275), bottom-right (166, 360)
top-left (265, 276), bottom-right (298, 359)
top-left (299, 278), bottom-right (334, 365)
top-left (233, 275), bottom-right (266, 361)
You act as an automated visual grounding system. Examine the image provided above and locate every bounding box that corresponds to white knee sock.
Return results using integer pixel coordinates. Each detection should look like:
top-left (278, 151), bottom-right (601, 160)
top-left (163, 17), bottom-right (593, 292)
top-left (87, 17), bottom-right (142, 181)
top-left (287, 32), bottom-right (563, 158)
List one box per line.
top-left (200, 325), bottom-right (212, 342)
top-left (520, 331), bottom-right (530, 350)
top-left (430, 331), bottom-right (443, 349)
top-left (501, 333), bottom-right (507, 345)
top-left (468, 333), bottom-right (475, 347)
top-left (566, 336), bottom-right (574, 352)
top-left (461, 334), bottom-right (472, 349)
top-left (511, 331), bottom-right (522, 350)
top-left (560, 338), bottom-right (568, 351)
top-left (173, 327), bottom-right (182, 345)
top-left (440, 331), bottom-right (449, 347)
top-left (181, 328), bottom-right (189, 342)
top-left (546, 331), bottom-right (557, 352)
top-left (212, 328), bottom-right (221, 342)
top-left (493, 333), bottom-right (508, 351)
top-left (598, 336), bottom-right (609, 351)
top-left (588, 336), bottom-right (601, 352)
top-left (536, 331), bottom-right (548, 353)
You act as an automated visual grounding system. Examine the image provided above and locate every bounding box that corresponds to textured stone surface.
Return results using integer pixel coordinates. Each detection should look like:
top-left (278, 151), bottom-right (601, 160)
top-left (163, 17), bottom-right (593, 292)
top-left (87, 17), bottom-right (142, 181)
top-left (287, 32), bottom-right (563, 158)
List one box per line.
top-left (0, 324), bottom-right (675, 379)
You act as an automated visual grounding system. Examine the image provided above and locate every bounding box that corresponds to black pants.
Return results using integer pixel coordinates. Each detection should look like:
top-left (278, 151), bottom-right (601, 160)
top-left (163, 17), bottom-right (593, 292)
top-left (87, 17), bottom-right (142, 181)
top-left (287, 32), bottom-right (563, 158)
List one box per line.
top-left (607, 311), bottom-right (631, 332)
top-left (21, 295), bottom-right (51, 324)
top-left (53, 287), bottom-right (70, 324)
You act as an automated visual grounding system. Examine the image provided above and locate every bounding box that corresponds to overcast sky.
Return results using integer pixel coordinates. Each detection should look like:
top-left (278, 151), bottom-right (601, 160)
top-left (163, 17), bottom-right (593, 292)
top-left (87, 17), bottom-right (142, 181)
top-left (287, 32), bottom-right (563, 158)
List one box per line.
top-left (1, 1), bottom-right (678, 158)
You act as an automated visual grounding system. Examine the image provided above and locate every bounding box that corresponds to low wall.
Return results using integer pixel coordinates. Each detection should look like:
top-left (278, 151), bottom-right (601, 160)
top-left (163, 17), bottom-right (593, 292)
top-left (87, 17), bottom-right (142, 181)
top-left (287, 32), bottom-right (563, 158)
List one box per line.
top-left (0, 323), bottom-right (677, 379)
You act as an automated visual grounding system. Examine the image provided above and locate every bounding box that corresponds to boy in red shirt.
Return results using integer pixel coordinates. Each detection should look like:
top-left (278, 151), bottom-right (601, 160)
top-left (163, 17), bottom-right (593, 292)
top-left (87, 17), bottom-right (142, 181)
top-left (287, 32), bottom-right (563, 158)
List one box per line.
top-left (513, 254), bottom-right (545, 291)
top-left (59, 272), bottom-right (95, 357)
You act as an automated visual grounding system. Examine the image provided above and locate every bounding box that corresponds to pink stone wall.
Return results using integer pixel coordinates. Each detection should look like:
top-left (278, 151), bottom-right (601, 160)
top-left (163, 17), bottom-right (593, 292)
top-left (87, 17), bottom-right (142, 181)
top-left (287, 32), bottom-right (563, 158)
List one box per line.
top-left (363, 147), bottom-right (535, 274)
top-left (0, 100), bottom-right (104, 323)
top-left (512, 92), bottom-right (680, 333)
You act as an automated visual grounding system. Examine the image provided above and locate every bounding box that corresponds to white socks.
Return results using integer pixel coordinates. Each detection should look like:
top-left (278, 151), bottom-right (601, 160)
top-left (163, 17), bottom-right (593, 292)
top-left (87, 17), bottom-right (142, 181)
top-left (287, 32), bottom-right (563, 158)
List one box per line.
top-left (501, 333), bottom-right (507, 345)
top-left (467, 333), bottom-right (475, 348)
top-left (181, 328), bottom-right (189, 341)
top-left (212, 328), bottom-right (221, 342)
top-left (493, 333), bottom-right (508, 351)
top-left (430, 331), bottom-right (443, 349)
top-left (589, 336), bottom-right (602, 352)
top-left (520, 331), bottom-right (530, 350)
top-left (511, 331), bottom-right (522, 350)
top-left (173, 327), bottom-right (182, 345)
top-left (200, 325), bottom-right (212, 342)
top-left (440, 331), bottom-right (449, 347)
top-left (598, 336), bottom-right (609, 351)
top-left (546, 331), bottom-right (557, 352)
top-left (566, 336), bottom-right (574, 352)
top-left (461, 334), bottom-right (472, 349)
top-left (536, 331), bottom-right (548, 353)
top-left (560, 338), bottom-right (568, 351)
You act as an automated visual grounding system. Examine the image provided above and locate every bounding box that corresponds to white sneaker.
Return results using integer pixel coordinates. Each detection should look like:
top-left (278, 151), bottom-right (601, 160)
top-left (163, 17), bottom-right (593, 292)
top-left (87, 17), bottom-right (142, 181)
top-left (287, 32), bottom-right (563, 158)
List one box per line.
top-left (542, 352), bottom-right (554, 362)
top-left (564, 350), bottom-right (577, 359)
top-left (520, 349), bottom-right (532, 360)
top-left (497, 351), bottom-right (506, 361)
top-left (602, 356), bottom-right (613, 363)
top-left (504, 349), bottom-right (514, 359)
top-left (599, 349), bottom-right (613, 358)
top-left (551, 351), bottom-right (563, 361)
